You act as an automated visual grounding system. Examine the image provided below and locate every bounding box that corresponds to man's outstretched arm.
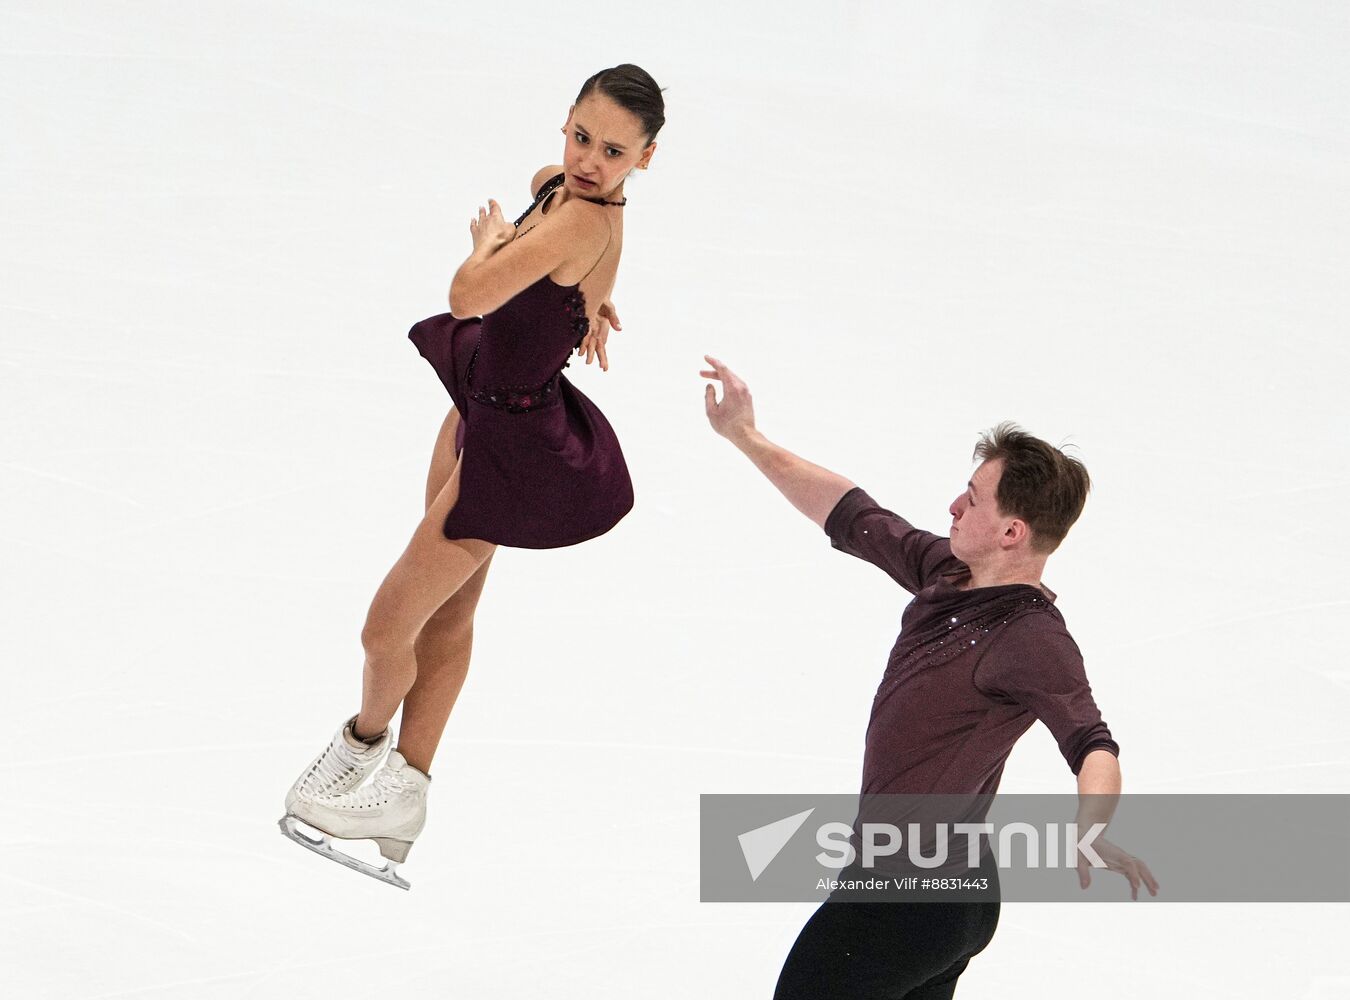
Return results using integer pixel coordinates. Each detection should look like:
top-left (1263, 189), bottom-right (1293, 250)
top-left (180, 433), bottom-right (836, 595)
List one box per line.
top-left (701, 355), bottom-right (855, 528)
top-left (1073, 749), bottom-right (1160, 899)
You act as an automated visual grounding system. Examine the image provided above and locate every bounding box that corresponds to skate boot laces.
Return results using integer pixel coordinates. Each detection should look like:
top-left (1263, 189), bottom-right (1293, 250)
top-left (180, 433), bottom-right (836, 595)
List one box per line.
top-left (292, 717), bottom-right (390, 804)
top-left (325, 751), bottom-right (429, 811)
top-left (312, 738), bottom-right (376, 789)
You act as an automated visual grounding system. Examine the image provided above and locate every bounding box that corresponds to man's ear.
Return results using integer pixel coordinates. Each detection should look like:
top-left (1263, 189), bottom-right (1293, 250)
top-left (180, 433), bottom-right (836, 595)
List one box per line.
top-left (1002, 519), bottom-right (1030, 548)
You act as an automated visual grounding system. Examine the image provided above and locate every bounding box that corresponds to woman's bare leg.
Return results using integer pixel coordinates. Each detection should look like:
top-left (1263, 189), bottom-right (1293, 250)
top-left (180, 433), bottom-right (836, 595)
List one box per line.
top-left (353, 407), bottom-right (495, 755)
top-left (396, 406), bottom-right (496, 773)
top-left (398, 548), bottom-right (494, 773)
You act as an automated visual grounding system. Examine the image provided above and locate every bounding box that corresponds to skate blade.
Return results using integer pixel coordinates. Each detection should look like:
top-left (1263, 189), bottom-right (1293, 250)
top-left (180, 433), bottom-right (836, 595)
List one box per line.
top-left (277, 815), bottom-right (411, 891)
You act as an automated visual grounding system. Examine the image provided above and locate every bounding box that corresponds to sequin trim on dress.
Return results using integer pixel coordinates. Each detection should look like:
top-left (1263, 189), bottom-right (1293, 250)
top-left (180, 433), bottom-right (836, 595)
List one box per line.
top-left (512, 175), bottom-right (565, 229)
top-left (465, 343), bottom-right (564, 414)
top-left (563, 287), bottom-right (590, 346)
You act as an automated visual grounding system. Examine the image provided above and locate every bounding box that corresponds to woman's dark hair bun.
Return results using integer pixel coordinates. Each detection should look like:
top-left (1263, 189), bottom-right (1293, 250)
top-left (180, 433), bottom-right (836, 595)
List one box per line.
top-left (576, 64), bottom-right (666, 144)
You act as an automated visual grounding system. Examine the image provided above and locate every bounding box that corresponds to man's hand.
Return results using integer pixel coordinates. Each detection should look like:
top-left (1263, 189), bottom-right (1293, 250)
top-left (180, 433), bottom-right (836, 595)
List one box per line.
top-left (468, 199), bottom-right (515, 254)
top-left (699, 355), bottom-right (853, 526)
top-left (576, 299), bottom-right (621, 370)
top-left (701, 354), bottom-right (757, 443)
top-left (1077, 835), bottom-right (1160, 900)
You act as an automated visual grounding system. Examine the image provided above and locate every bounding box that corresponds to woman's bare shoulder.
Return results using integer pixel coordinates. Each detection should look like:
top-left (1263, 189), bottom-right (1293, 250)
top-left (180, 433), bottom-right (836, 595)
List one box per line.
top-left (541, 196), bottom-right (612, 251)
top-left (530, 164), bottom-right (565, 197)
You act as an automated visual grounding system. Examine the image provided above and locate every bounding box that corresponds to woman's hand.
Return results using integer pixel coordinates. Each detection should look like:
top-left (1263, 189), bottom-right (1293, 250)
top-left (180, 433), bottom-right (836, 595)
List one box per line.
top-left (576, 299), bottom-right (622, 371)
top-left (468, 199), bottom-right (515, 254)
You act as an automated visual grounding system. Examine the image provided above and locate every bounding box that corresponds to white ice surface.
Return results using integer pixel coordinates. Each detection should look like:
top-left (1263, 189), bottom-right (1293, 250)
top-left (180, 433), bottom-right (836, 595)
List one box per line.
top-left (3, 1), bottom-right (1348, 997)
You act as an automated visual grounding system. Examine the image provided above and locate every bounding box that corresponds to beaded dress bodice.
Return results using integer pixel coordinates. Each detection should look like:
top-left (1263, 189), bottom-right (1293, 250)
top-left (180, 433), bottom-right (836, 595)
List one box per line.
top-left (464, 174), bottom-right (617, 413)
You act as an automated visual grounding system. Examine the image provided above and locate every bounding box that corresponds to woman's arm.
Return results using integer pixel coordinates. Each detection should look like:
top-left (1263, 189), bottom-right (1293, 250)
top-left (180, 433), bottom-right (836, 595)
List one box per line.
top-left (449, 198), bottom-right (608, 318)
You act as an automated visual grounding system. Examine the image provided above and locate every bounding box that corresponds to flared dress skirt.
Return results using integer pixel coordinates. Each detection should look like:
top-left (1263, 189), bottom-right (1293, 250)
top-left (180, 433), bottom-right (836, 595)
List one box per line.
top-left (407, 311), bottom-right (634, 549)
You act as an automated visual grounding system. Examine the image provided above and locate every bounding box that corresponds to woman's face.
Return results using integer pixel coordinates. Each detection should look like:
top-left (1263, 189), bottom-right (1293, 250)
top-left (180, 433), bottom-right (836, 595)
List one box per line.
top-left (561, 92), bottom-right (656, 199)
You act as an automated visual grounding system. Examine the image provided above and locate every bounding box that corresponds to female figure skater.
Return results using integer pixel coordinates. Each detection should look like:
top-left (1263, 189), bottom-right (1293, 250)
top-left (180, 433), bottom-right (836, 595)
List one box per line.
top-left (278, 64), bottom-right (664, 889)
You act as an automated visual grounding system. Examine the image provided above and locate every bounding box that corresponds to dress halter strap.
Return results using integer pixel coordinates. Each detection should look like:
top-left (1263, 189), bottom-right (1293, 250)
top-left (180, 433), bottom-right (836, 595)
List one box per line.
top-left (512, 174), bottom-right (565, 228)
top-left (513, 172), bottom-right (625, 228)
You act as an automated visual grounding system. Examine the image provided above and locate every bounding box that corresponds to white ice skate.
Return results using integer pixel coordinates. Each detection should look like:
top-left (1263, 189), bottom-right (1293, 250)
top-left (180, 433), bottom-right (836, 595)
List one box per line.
top-left (283, 713), bottom-right (391, 814)
top-left (278, 749), bottom-right (431, 891)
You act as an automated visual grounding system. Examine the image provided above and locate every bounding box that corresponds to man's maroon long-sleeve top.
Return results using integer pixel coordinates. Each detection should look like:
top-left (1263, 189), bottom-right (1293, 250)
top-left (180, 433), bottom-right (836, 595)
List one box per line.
top-left (825, 486), bottom-right (1120, 797)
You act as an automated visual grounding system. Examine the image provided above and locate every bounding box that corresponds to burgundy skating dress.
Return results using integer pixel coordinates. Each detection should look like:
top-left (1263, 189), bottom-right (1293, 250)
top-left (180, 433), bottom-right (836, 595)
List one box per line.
top-left (407, 173), bottom-right (634, 548)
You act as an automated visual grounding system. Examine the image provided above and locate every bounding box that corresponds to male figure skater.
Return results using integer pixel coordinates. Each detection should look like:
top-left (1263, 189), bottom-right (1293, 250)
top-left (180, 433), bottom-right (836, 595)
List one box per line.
top-left (700, 356), bottom-right (1157, 999)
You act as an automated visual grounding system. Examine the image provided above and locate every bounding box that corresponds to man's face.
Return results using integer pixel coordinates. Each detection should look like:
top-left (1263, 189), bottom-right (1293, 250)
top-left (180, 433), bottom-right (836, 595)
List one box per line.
top-left (948, 458), bottom-right (1009, 563)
